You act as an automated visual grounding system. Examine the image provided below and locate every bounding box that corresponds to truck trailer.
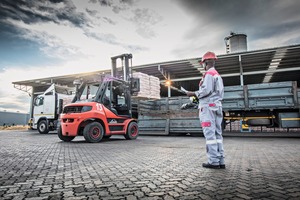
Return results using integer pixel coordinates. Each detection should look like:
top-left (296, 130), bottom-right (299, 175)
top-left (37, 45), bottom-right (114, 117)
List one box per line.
top-left (137, 81), bottom-right (300, 135)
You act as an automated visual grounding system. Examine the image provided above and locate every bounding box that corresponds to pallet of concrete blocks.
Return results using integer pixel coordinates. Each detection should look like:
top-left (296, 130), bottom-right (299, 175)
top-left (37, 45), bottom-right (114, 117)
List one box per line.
top-left (132, 72), bottom-right (150, 99)
top-left (132, 72), bottom-right (161, 100)
top-left (149, 75), bottom-right (161, 99)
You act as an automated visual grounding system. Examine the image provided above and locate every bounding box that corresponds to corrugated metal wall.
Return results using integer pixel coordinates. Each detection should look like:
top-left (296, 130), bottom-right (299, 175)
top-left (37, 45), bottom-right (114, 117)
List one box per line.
top-left (0, 111), bottom-right (29, 126)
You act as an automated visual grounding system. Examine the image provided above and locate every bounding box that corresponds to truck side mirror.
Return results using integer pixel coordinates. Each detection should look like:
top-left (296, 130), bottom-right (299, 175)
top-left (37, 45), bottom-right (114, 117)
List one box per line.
top-left (58, 99), bottom-right (63, 114)
top-left (33, 97), bottom-right (39, 106)
top-left (130, 78), bottom-right (140, 93)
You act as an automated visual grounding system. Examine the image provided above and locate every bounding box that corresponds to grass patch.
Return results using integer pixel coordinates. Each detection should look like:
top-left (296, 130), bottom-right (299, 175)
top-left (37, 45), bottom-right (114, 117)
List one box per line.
top-left (0, 125), bottom-right (29, 130)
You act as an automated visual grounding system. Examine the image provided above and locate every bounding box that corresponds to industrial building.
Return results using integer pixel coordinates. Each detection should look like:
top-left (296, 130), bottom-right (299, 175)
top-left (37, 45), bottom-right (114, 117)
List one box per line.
top-left (0, 111), bottom-right (29, 126)
top-left (13, 46), bottom-right (300, 107)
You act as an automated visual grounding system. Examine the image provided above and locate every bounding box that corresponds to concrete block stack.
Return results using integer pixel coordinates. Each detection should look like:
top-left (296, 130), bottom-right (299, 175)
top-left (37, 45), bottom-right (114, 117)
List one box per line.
top-left (132, 72), bottom-right (149, 98)
top-left (132, 72), bottom-right (160, 99)
top-left (149, 75), bottom-right (161, 99)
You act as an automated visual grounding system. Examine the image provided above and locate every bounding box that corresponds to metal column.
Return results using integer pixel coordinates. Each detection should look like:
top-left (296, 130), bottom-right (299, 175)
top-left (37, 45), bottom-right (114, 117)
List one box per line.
top-left (29, 87), bottom-right (35, 119)
top-left (239, 55), bottom-right (244, 86)
top-left (167, 73), bottom-right (171, 97)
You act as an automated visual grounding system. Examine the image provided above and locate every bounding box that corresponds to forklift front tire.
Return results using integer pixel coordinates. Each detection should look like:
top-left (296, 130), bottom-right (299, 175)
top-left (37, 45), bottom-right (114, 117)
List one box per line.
top-left (83, 122), bottom-right (104, 143)
top-left (125, 121), bottom-right (139, 140)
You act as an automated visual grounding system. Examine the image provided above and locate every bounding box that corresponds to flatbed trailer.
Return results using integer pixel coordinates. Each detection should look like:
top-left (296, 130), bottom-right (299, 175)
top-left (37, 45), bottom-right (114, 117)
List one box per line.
top-left (136, 81), bottom-right (300, 135)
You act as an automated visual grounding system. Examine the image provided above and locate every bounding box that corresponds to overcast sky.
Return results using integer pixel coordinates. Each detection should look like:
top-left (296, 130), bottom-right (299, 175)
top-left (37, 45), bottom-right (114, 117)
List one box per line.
top-left (1, 0), bottom-right (300, 113)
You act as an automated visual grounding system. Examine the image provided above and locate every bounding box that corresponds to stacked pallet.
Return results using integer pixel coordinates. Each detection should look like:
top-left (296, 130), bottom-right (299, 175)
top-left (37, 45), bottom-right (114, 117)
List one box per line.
top-left (149, 75), bottom-right (161, 99)
top-left (132, 72), bottom-right (160, 99)
top-left (132, 72), bottom-right (150, 99)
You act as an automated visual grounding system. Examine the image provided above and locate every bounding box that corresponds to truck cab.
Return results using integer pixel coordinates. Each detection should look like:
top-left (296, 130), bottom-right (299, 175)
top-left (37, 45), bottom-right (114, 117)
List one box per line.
top-left (30, 84), bottom-right (74, 134)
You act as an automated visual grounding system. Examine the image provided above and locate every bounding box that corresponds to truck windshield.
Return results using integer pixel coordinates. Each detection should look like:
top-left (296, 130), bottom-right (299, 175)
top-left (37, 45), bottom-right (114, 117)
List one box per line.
top-left (33, 96), bottom-right (44, 106)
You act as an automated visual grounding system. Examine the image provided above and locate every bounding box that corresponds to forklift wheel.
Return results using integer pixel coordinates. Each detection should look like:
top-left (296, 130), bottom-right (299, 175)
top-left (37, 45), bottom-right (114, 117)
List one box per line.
top-left (125, 121), bottom-right (139, 140)
top-left (83, 122), bottom-right (104, 143)
top-left (57, 127), bottom-right (75, 142)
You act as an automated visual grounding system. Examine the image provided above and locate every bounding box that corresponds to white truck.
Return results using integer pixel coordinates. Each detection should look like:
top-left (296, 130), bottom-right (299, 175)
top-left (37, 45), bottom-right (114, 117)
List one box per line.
top-left (29, 84), bottom-right (75, 134)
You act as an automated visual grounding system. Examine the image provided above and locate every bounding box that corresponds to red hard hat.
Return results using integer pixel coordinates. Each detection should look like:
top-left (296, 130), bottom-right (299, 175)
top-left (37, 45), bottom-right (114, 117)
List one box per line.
top-left (200, 51), bottom-right (217, 64)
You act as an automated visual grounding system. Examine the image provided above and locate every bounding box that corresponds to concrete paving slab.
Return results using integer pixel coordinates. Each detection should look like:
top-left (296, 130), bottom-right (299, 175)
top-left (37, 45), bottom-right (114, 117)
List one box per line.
top-left (0, 130), bottom-right (300, 199)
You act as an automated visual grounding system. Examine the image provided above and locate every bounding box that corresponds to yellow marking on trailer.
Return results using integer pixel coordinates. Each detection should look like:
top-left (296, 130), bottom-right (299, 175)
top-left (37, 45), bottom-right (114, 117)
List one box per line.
top-left (224, 116), bottom-right (275, 120)
top-left (281, 118), bottom-right (300, 121)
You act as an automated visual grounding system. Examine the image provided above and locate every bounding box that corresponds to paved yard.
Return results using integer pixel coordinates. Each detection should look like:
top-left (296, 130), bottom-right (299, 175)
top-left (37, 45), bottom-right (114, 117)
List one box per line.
top-left (0, 130), bottom-right (299, 200)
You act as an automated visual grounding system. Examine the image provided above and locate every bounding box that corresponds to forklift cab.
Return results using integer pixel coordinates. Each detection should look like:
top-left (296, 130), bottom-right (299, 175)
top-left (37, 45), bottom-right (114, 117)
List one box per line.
top-left (98, 78), bottom-right (131, 117)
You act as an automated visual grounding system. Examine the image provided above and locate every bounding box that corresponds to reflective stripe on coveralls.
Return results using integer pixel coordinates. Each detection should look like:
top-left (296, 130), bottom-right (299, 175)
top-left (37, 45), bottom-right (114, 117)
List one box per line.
top-left (196, 67), bottom-right (225, 166)
top-left (206, 139), bottom-right (223, 144)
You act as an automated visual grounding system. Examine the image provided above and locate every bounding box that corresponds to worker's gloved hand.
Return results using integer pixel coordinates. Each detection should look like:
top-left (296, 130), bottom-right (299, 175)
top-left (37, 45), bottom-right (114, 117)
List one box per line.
top-left (181, 102), bottom-right (197, 110)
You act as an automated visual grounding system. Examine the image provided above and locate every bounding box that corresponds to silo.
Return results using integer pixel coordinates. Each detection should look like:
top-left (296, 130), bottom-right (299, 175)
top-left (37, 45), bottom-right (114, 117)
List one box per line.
top-left (224, 32), bottom-right (247, 53)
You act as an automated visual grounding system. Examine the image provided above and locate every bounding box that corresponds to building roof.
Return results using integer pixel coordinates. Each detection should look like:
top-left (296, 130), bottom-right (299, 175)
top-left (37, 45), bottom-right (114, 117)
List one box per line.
top-left (13, 43), bottom-right (300, 95)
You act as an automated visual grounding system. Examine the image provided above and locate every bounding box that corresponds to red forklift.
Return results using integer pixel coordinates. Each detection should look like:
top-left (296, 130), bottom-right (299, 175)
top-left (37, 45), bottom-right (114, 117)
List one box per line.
top-left (58, 54), bottom-right (140, 142)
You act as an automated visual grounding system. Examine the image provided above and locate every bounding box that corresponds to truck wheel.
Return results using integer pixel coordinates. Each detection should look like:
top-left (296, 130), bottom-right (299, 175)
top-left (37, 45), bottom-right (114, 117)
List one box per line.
top-left (83, 122), bottom-right (104, 143)
top-left (125, 122), bottom-right (139, 140)
top-left (57, 127), bottom-right (75, 142)
top-left (38, 120), bottom-right (49, 134)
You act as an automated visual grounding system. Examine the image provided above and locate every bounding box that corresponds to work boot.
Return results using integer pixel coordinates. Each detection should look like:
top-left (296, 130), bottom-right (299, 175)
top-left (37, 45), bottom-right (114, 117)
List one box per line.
top-left (220, 164), bottom-right (226, 169)
top-left (202, 163), bottom-right (220, 169)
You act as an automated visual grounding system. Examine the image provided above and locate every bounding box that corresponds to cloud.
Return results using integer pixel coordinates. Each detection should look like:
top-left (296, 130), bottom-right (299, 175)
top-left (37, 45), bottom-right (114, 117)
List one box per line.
top-left (86, 0), bottom-right (163, 39)
top-left (102, 17), bottom-right (116, 25)
top-left (129, 8), bottom-right (163, 39)
top-left (85, 31), bottom-right (119, 45)
top-left (0, 91), bottom-right (30, 112)
top-left (0, 0), bottom-right (89, 28)
top-left (171, 0), bottom-right (300, 55)
top-left (85, 30), bottom-right (148, 52)
top-left (0, 0), bottom-right (94, 65)
top-left (0, 23), bottom-right (64, 70)
top-left (0, 76), bottom-right (31, 113)
top-left (178, 0), bottom-right (300, 37)
top-left (0, 68), bottom-right (6, 73)
top-left (0, 101), bottom-right (29, 112)
top-left (89, 0), bottom-right (137, 13)
top-left (2, 19), bottom-right (85, 61)
top-left (0, 0), bottom-right (152, 63)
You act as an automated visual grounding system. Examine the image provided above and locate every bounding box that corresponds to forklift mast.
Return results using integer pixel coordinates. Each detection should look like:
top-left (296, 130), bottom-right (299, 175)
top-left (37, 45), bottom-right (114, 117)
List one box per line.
top-left (111, 53), bottom-right (132, 81)
top-left (111, 54), bottom-right (133, 117)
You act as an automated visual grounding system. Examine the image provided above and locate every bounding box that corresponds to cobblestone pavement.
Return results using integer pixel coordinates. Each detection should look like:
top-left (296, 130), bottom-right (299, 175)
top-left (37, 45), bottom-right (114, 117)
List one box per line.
top-left (0, 130), bottom-right (300, 200)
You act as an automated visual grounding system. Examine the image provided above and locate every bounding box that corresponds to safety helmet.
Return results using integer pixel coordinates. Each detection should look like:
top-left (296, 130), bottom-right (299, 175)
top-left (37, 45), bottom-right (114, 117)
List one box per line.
top-left (200, 51), bottom-right (217, 64)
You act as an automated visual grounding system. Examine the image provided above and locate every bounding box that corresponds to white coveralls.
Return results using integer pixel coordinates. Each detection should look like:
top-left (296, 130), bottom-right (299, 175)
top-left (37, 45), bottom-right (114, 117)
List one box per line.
top-left (194, 67), bottom-right (225, 166)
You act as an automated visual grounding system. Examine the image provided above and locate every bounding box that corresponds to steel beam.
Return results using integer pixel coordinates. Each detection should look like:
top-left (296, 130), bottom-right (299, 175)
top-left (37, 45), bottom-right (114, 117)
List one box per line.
top-left (160, 67), bottom-right (300, 82)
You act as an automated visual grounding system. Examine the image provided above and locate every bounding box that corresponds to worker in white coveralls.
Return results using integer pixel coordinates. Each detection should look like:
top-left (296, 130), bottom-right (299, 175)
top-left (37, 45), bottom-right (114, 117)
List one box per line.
top-left (186, 51), bottom-right (225, 169)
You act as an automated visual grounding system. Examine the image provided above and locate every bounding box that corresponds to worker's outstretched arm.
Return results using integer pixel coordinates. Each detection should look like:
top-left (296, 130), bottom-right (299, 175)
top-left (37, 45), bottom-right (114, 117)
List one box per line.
top-left (194, 74), bottom-right (214, 99)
